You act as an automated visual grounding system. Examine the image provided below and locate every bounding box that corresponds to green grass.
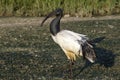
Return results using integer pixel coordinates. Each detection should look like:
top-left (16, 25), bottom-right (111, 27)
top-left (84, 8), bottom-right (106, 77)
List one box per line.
top-left (0, 19), bottom-right (120, 79)
top-left (0, 0), bottom-right (120, 17)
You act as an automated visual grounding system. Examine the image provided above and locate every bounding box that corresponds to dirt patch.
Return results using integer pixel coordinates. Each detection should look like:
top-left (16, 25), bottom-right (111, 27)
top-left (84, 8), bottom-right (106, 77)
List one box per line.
top-left (0, 15), bottom-right (120, 27)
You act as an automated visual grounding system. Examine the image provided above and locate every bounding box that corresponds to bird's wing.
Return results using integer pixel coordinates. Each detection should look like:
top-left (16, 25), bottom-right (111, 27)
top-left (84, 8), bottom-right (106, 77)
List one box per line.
top-left (52, 30), bottom-right (96, 62)
top-left (54, 30), bottom-right (88, 56)
top-left (63, 30), bottom-right (89, 40)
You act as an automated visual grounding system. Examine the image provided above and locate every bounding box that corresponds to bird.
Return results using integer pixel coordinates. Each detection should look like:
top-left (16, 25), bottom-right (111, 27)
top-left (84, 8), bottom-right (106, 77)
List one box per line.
top-left (41, 8), bottom-right (96, 78)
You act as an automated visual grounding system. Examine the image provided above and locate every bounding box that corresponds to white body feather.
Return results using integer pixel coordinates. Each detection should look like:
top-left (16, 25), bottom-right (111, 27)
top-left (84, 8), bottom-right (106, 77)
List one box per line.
top-left (51, 30), bottom-right (89, 57)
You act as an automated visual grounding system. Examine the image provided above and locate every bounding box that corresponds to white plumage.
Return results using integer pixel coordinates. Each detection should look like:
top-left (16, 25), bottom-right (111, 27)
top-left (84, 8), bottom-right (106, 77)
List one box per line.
top-left (51, 30), bottom-right (94, 62)
top-left (52, 30), bottom-right (88, 55)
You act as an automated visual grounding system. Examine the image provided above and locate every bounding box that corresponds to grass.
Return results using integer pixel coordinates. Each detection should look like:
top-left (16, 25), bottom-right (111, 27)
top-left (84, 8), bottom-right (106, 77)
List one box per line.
top-left (0, 0), bottom-right (120, 17)
top-left (0, 18), bottom-right (120, 79)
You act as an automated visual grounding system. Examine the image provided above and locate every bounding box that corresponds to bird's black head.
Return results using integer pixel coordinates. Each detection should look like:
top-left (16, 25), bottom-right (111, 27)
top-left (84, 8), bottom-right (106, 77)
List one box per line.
top-left (40, 8), bottom-right (63, 26)
top-left (55, 8), bottom-right (63, 16)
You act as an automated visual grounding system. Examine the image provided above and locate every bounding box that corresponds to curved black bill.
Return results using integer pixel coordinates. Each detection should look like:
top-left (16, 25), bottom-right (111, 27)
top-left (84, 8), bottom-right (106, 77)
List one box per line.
top-left (40, 8), bottom-right (63, 27)
top-left (40, 10), bottom-right (56, 27)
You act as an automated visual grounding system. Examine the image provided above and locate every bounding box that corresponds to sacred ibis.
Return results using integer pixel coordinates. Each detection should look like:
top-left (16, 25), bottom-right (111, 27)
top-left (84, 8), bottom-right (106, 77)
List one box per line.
top-left (41, 8), bottom-right (96, 76)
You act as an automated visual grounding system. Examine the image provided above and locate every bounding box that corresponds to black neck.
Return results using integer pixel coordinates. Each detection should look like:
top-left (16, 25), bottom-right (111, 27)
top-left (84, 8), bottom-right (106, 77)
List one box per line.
top-left (50, 16), bottom-right (62, 36)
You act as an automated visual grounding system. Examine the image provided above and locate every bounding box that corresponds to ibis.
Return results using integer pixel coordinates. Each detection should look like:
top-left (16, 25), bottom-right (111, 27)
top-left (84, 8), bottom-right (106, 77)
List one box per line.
top-left (41, 8), bottom-right (96, 77)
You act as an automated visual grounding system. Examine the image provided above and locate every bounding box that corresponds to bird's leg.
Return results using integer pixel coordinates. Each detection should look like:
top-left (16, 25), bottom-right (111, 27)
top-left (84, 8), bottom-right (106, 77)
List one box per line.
top-left (69, 60), bottom-right (74, 79)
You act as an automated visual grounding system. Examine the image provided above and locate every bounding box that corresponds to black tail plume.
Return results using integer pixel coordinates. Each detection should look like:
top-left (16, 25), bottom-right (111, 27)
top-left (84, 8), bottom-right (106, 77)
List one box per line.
top-left (88, 36), bottom-right (105, 45)
top-left (82, 42), bottom-right (96, 63)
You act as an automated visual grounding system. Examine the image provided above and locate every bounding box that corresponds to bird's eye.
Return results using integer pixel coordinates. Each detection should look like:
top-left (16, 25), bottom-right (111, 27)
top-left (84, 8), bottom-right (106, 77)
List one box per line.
top-left (56, 12), bottom-right (60, 16)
